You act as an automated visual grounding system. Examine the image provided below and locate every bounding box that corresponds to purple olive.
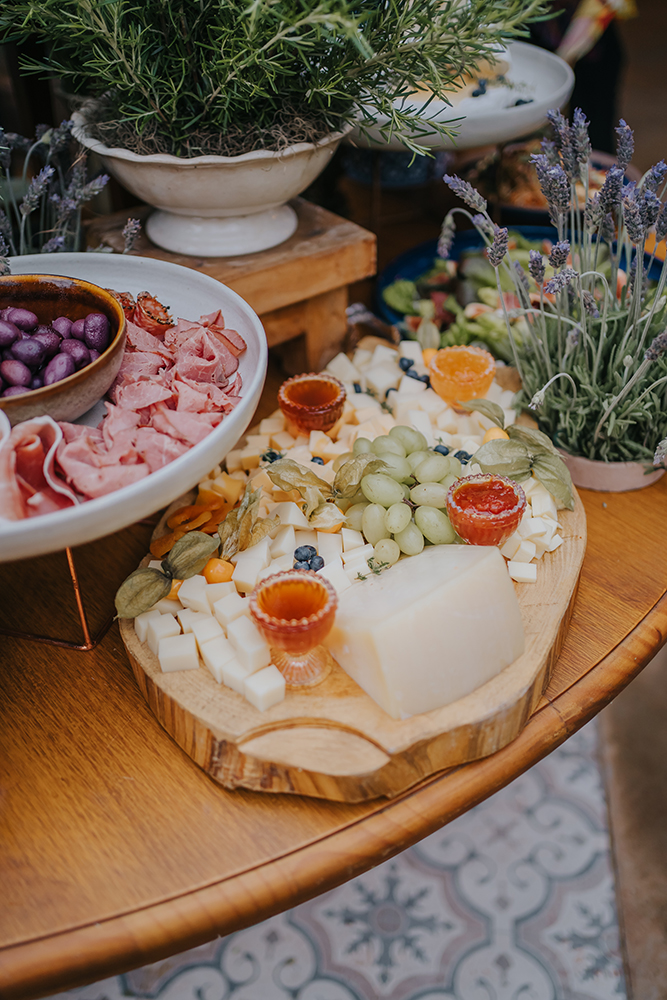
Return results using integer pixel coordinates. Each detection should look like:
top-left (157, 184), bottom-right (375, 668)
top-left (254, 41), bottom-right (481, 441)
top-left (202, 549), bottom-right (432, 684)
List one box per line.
top-left (1, 347), bottom-right (14, 362)
top-left (52, 316), bottom-right (73, 339)
top-left (88, 349), bottom-right (100, 363)
top-left (43, 352), bottom-right (76, 386)
top-left (3, 384), bottom-right (31, 397)
top-left (0, 358), bottom-right (32, 387)
top-left (70, 317), bottom-right (86, 340)
top-left (10, 337), bottom-right (47, 369)
top-left (4, 307), bottom-right (38, 332)
top-left (60, 338), bottom-right (91, 369)
top-left (32, 329), bottom-right (62, 359)
top-left (0, 319), bottom-right (21, 348)
top-left (84, 312), bottom-right (110, 352)
top-left (30, 375), bottom-right (44, 390)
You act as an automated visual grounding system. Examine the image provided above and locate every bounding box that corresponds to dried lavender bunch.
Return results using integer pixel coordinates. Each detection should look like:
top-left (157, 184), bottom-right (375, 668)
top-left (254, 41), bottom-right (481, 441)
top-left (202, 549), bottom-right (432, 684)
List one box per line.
top-left (0, 121), bottom-right (109, 255)
top-left (437, 108), bottom-right (667, 464)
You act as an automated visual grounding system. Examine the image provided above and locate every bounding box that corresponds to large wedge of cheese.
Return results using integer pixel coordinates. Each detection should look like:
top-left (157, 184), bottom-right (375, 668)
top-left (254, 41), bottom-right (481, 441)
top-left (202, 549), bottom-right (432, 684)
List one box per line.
top-left (325, 545), bottom-right (524, 719)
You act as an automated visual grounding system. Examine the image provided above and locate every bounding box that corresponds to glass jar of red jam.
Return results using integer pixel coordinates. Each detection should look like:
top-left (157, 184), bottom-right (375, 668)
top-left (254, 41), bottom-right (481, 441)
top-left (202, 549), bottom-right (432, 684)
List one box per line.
top-left (277, 372), bottom-right (346, 437)
top-left (446, 474), bottom-right (526, 547)
top-left (249, 569), bottom-right (338, 686)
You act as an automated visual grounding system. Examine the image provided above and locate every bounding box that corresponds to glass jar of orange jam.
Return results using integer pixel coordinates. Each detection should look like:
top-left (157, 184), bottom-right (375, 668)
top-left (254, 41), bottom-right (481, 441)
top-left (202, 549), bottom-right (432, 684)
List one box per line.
top-left (446, 474), bottom-right (526, 547)
top-left (428, 345), bottom-right (495, 408)
top-left (249, 570), bottom-right (337, 686)
top-left (277, 372), bottom-right (346, 437)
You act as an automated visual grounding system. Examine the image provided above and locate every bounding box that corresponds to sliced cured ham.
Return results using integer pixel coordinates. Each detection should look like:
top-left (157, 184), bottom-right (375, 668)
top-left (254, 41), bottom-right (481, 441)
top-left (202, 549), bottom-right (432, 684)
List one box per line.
top-left (1, 296), bottom-right (247, 513)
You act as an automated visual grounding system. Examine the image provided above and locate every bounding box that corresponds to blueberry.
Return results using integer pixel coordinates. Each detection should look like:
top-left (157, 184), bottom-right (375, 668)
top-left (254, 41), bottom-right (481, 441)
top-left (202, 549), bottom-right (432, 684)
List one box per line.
top-left (294, 545), bottom-right (317, 562)
top-left (261, 449), bottom-right (281, 463)
top-left (419, 373), bottom-right (431, 386)
top-left (311, 456), bottom-right (324, 465)
top-left (405, 368), bottom-right (423, 381)
top-left (399, 357), bottom-right (414, 371)
top-left (293, 560), bottom-right (311, 571)
top-left (434, 444), bottom-right (450, 456)
top-left (353, 382), bottom-right (362, 393)
top-left (309, 555), bottom-right (325, 571)
top-left (454, 449), bottom-right (472, 463)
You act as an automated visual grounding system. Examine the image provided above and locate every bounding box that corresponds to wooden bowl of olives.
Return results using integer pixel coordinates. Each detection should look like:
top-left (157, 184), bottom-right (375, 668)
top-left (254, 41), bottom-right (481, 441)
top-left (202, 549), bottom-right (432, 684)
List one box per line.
top-left (0, 273), bottom-right (126, 425)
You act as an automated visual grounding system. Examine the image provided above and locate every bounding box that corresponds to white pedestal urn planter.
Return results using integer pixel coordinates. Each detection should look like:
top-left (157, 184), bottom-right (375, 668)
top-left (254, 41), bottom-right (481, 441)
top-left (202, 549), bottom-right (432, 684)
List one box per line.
top-left (73, 115), bottom-right (350, 257)
top-left (557, 449), bottom-right (665, 493)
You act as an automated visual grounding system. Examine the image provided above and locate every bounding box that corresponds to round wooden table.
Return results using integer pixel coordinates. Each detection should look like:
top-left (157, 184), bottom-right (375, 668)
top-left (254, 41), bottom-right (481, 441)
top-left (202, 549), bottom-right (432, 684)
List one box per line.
top-left (2, 475), bottom-right (666, 1000)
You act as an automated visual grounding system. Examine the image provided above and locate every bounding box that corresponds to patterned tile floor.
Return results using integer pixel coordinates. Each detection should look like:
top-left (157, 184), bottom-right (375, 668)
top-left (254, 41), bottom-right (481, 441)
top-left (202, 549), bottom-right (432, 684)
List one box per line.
top-left (49, 721), bottom-right (626, 1000)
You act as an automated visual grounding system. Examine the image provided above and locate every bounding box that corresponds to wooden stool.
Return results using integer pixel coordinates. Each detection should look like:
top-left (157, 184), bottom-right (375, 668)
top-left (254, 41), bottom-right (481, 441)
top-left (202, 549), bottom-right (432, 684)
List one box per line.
top-left (87, 200), bottom-right (377, 371)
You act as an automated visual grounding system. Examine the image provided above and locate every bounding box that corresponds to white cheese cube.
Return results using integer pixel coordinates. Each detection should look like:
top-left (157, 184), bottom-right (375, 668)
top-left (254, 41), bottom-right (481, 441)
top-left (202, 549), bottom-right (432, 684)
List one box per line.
top-left (512, 539), bottom-right (537, 563)
top-left (530, 489), bottom-right (559, 519)
top-left (375, 413), bottom-right (396, 433)
top-left (518, 517), bottom-right (551, 541)
top-left (365, 363), bottom-right (401, 399)
top-left (317, 531), bottom-right (343, 564)
top-left (226, 616), bottom-right (271, 671)
top-left (147, 614), bottom-right (181, 655)
top-left (270, 553), bottom-right (294, 572)
top-left (408, 409), bottom-right (435, 448)
top-left (294, 529), bottom-right (318, 550)
top-left (347, 392), bottom-right (382, 412)
top-left (248, 468), bottom-right (274, 493)
top-left (342, 528), bottom-right (365, 552)
top-left (259, 416), bottom-right (285, 435)
top-left (177, 575), bottom-right (210, 614)
top-left (225, 448), bottom-right (243, 472)
top-left (326, 351), bottom-right (361, 384)
top-left (414, 388), bottom-right (447, 418)
top-left (270, 430), bottom-right (296, 451)
top-left (191, 615), bottom-right (225, 652)
top-left (221, 657), bottom-right (255, 693)
top-left (271, 501), bottom-right (310, 529)
top-left (157, 632), bottom-right (200, 673)
top-left (283, 446), bottom-right (314, 466)
top-left (243, 664), bottom-right (286, 711)
top-left (318, 559), bottom-right (353, 594)
top-left (199, 635), bottom-right (238, 682)
top-left (436, 408), bottom-right (460, 433)
top-left (205, 581), bottom-right (236, 610)
top-left (353, 406), bottom-right (384, 426)
top-left (245, 433), bottom-right (270, 452)
top-left (213, 591), bottom-right (250, 627)
top-left (507, 561), bottom-right (538, 583)
top-left (270, 524), bottom-right (296, 560)
top-left (499, 531), bottom-right (523, 560)
top-left (232, 557), bottom-right (266, 594)
top-left (134, 609), bottom-right (162, 645)
top-left (177, 609), bottom-right (211, 634)
top-left (318, 439), bottom-right (349, 463)
top-left (309, 430), bottom-right (332, 457)
top-left (399, 340), bottom-right (424, 365)
top-left (153, 597), bottom-right (183, 616)
top-left (547, 534), bottom-right (563, 552)
top-left (397, 375), bottom-right (427, 397)
top-left (240, 448), bottom-right (260, 471)
top-left (352, 348), bottom-right (373, 370)
top-left (342, 542), bottom-right (375, 566)
top-left (371, 343), bottom-right (399, 367)
top-left (326, 546), bottom-right (524, 719)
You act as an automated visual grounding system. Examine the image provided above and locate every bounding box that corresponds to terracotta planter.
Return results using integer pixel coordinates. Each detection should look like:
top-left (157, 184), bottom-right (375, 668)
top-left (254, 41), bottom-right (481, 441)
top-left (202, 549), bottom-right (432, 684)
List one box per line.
top-left (72, 115), bottom-right (350, 257)
top-left (558, 449), bottom-right (665, 492)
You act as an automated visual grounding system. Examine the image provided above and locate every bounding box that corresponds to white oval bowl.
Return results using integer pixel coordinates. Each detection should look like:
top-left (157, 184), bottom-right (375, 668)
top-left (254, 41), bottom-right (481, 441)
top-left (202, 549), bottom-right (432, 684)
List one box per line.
top-left (1, 253), bottom-right (267, 563)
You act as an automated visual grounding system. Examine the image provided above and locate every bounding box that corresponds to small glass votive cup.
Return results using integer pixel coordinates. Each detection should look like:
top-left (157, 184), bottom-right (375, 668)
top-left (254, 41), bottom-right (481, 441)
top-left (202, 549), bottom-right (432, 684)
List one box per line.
top-left (249, 570), bottom-right (338, 687)
top-left (428, 345), bottom-right (496, 408)
top-left (446, 474), bottom-right (527, 547)
top-left (277, 372), bottom-right (346, 437)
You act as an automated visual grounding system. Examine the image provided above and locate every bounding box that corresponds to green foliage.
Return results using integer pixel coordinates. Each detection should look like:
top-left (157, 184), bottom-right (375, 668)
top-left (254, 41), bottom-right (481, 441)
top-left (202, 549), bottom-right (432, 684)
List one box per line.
top-left (0, 0), bottom-right (547, 156)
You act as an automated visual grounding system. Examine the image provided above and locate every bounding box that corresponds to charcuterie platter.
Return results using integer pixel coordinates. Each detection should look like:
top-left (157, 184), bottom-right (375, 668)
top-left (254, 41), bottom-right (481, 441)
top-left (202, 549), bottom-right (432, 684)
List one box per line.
top-left (1, 254), bottom-right (267, 563)
top-left (118, 339), bottom-right (586, 802)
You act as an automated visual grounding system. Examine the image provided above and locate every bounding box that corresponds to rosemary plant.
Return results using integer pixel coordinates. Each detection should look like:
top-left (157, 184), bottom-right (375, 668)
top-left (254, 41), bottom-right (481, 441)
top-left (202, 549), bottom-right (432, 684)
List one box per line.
top-left (439, 110), bottom-right (667, 467)
top-left (1, 0), bottom-right (547, 157)
top-left (0, 121), bottom-right (109, 261)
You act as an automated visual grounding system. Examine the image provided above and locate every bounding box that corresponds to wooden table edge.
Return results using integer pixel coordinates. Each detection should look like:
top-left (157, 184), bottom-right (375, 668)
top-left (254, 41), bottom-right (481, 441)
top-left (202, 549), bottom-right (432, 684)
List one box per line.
top-left (2, 588), bottom-right (666, 1000)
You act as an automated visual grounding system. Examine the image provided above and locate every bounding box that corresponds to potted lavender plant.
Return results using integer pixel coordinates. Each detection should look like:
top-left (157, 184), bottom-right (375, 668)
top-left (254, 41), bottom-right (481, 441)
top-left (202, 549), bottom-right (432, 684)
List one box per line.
top-left (437, 110), bottom-right (667, 492)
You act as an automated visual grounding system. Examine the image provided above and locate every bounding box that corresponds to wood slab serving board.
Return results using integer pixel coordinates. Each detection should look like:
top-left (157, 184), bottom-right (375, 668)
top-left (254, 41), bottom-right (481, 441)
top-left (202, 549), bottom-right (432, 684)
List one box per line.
top-left (120, 492), bottom-right (586, 802)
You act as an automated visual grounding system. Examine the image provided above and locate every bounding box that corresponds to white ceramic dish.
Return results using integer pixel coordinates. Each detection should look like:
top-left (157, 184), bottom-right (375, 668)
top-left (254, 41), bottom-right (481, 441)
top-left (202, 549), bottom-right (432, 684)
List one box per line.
top-left (1, 253), bottom-right (267, 563)
top-left (347, 41), bottom-right (574, 152)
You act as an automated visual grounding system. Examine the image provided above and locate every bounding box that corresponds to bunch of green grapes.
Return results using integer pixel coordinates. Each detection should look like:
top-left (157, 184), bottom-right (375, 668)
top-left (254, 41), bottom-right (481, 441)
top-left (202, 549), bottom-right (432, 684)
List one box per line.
top-left (344, 426), bottom-right (464, 566)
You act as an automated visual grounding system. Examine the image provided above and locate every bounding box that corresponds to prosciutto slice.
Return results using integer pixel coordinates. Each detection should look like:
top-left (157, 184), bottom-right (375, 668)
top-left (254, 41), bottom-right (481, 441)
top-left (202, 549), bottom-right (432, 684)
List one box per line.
top-left (0, 413), bottom-right (79, 520)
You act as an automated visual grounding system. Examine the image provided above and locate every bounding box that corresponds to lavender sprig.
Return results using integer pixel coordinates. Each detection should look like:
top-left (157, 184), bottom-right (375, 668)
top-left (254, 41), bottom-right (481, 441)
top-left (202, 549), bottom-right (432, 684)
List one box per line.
top-left (615, 119), bottom-right (634, 170)
top-left (40, 235), bottom-right (66, 253)
top-left (622, 190), bottom-right (645, 246)
top-left (598, 165), bottom-right (624, 215)
top-left (442, 174), bottom-right (487, 213)
top-left (0, 235), bottom-right (10, 277)
top-left (486, 226), bottom-right (508, 267)
top-left (544, 267), bottom-right (577, 295)
top-left (642, 160), bottom-right (667, 194)
top-left (472, 213), bottom-right (495, 237)
top-left (514, 260), bottom-right (530, 298)
top-left (436, 212), bottom-right (456, 260)
top-left (645, 329), bottom-right (667, 361)
top-left (654, 438), bottom-right (667, 468)
top-left (19, 166), bottom-right (55, 217)
top-left (656, 203), bottom-right (667, 244)
top-left (549, 240), bottom-right (570, 269)
top-left (581, 290), bottom-right (600, 318)
top-left (600, 213), bottom-right (616, 243)
top-left (528, 249), bottom-right (545, 285)
top-left (641, 189), bottom-right (661, 230)
top-left (572, 109), bottom-right (592, 166)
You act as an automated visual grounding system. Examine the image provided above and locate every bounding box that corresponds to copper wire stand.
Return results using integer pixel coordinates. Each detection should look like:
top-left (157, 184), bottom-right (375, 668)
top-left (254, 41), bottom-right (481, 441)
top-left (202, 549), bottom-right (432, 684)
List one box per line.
top-left (0, 547), bottom-right (114, 651)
